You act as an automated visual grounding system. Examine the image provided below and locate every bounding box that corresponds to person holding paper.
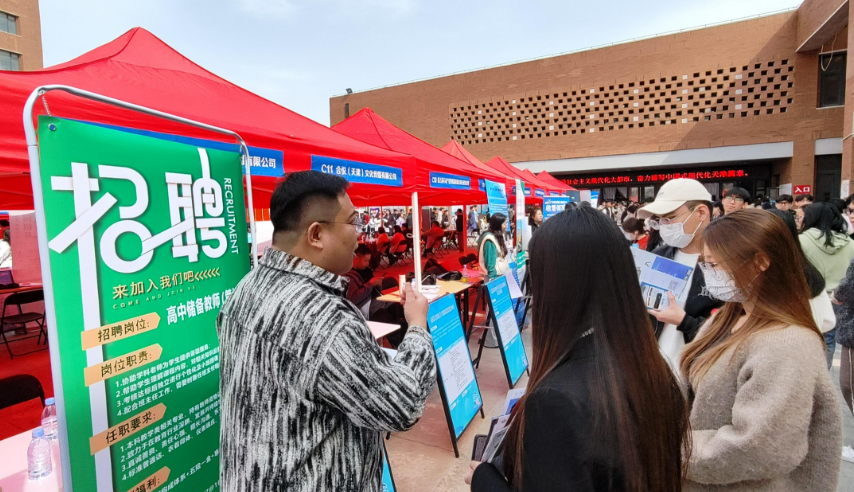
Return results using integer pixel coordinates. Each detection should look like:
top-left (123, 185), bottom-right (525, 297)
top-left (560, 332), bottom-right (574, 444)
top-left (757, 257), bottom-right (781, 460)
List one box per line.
top-left (638, 179), bottom-right (721, 344)
top-left (679, 209), bottom-right (841, 491)
top-left (218, 171), bottom-right (436, 492)
top-left (467, 206), bottom-right (689, 492)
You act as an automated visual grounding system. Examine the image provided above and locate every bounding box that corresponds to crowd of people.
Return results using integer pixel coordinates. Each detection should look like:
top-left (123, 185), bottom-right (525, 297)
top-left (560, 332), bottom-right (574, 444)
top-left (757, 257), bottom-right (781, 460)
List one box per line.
top-left (215, 170), bottom-right (852, 492)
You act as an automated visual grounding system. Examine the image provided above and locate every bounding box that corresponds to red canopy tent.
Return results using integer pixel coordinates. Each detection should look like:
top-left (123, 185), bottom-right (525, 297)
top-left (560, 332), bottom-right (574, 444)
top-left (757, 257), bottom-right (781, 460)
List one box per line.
top-left (483, 156), bottom-right (562, 201)
top-left (331, 108), bottom-right (509, 205)
top-left (439, 140), bottom-right (516, 191)
top-left (0, 28), bottom-right (419, 209)
top-left (536, 171), bottom-right (577, 192)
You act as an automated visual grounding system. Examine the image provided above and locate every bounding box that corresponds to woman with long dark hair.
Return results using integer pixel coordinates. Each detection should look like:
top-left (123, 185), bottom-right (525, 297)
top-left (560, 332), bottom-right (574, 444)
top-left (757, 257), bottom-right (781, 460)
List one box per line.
top-left (768, 209), bottom-right (835, 333)
top-left (680, 209), bottom-right (841, 491)
top-left (468, 206), bottom-right (690, 492)
top-left (799, 201), bottom-right (854, 367)
top-left (477, 213), bottom-right (510, 277)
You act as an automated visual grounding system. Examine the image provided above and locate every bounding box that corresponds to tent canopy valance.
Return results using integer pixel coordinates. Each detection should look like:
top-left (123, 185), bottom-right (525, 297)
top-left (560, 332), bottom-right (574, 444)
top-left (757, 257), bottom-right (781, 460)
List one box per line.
top-left (332, 108), bottom-right (511, 206)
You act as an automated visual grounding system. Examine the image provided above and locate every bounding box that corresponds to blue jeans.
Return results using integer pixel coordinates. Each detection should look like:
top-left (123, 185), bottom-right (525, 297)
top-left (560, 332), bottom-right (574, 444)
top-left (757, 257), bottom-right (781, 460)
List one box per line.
top-left (825, 329), bottom-right (837, 370)
top-left (827, 302), bottom-right (843, 369)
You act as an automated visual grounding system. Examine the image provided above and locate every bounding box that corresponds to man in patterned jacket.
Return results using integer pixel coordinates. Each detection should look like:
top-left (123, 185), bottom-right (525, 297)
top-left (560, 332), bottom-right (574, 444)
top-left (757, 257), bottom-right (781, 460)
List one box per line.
top-left (218, 171), bottom-right (436, 491)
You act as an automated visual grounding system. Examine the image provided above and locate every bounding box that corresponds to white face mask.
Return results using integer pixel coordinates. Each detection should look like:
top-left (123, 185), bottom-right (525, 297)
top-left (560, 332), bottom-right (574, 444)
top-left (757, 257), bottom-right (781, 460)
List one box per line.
top-left (623, 232), bottom-right (635, 241)
top-left (659, 208), bottom-right (701, 249)
top-left (699, 263), bottom-right (747, 302)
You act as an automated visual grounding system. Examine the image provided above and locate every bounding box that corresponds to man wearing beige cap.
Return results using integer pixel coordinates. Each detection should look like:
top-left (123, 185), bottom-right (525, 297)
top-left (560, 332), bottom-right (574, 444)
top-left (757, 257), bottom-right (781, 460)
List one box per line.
top-left (638, 178), bottom-right (721, 345)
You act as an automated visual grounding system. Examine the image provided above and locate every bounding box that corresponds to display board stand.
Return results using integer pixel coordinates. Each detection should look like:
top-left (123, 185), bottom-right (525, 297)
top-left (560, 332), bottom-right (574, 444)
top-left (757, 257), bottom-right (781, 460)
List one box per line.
top-left (23, 85), bottom-right (258, 492)
top-left (428, 294), bottom-right (485, 457)
top-left (483, 277), bottom-right (530, 389)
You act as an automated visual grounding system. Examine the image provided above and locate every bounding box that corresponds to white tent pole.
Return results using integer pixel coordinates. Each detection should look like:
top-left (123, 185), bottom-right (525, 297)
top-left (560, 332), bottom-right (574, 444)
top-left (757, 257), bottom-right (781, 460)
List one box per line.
top-left (411, 192), bottom-right (422, 291)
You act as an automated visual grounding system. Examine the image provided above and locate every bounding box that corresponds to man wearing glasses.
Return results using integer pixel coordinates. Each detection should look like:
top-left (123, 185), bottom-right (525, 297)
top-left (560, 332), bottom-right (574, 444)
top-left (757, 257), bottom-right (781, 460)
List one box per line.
top-left (638, 179), bottom-right (722, 347)
top-left (218, 171), bottom-right (436, 492)
top-left (721, 187), bottom-right (751, 215)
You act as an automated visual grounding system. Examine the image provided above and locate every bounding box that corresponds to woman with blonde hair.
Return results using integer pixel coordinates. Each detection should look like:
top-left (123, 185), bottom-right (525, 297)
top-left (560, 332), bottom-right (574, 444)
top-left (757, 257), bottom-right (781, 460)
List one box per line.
top-left (680, 209), bottom-right (841, 491)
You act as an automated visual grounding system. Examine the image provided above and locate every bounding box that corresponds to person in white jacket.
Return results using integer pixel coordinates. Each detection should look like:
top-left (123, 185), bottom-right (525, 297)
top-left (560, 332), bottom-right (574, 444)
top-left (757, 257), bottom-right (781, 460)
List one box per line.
top-left (769, 210), bottom-right (836, 332)
top-left (0, 229), bottom-right (11, 269)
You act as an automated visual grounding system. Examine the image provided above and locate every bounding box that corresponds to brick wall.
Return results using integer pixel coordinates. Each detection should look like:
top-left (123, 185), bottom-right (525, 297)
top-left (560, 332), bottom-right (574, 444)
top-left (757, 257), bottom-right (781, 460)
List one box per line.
top-left (330, 8), bottom-right (848, 188)
top-left (0, 0), bottom-right (43, 70)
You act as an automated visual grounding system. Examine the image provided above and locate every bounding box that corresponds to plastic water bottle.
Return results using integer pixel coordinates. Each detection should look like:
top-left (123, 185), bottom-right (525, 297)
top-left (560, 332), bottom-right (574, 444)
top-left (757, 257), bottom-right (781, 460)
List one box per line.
top-left (27, 428), bottom-right (52, 480)
top-left (462, 264), bottom-right (468, 283)
top-left (41, 398), bottom-right (58, 440)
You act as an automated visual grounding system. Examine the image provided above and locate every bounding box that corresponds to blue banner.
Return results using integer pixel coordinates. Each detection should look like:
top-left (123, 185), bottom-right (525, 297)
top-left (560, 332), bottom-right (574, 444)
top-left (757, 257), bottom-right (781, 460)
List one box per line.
top-left (311, 155), bottom-right (403, 187)
top-left (486, 180), bottom-right (508, 217)
top-left (428, 294), bottom-right (483, 437)
top-left (590, 190), bottom-right (600, 207)
top-left (543, 196), bottom-right (571, 219)
top-left (478, 179), bottom-right (485, 192)
top-left (523, 187), bottom-right (531, 197)
top-left (486, 277), bottom-right (529, 386)
top-left (82, 120), bottom-right (285, 177)
top-left (430, 172), bottom-right (471, 190)
top-left (534, 188), bottom-right (545, 198)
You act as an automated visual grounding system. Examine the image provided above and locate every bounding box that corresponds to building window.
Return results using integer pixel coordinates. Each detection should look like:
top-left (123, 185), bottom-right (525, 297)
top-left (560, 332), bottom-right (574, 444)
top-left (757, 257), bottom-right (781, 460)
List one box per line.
top-left (818, 52), bottom-right (846, 107)
top-left (344, 103), bottom-right (349, 119)
top-left (0, 11), bottom-right (17, 35)
top-left (0, 49), bottom-right (19, 71)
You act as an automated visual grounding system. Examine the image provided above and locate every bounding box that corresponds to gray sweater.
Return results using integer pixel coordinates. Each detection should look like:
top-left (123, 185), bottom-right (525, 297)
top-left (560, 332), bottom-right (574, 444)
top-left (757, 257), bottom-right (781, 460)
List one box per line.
top-left (217, 249), bottom-right (436, 491)
top-left (685, 325), bottom-right (841, 491)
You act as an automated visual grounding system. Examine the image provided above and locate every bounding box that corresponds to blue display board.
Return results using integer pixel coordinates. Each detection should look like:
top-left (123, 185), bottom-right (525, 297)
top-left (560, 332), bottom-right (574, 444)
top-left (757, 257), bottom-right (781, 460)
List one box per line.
top-left (542, 196), bottom-right (570, 219)
top-left (534, 188), bottom-right (545, 198)
top-left (508, 261), bottom-right (526, 330)
top-left (381, 445), bottom-right (396, 492)
top-left (84, 120), bottom-right (285, 177)
top-left (486, 277), bottom-right (529, 387)
top-left (485, 180), bottom-right (508, 217)
top-left (311, 155), bottom-right (403, 186)
top-left (590, 190), bottom-right (600, 207)
top-left (430, 172), bottom-right (471, 190)
top-left (567, 190), bottom-right (581, 202)
top-left (428, 294), bottom-right (483, 438)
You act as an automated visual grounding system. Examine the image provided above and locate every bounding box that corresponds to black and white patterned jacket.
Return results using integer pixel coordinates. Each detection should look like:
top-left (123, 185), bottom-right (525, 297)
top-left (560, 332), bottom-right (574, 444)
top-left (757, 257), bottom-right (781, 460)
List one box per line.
top-left (217, 248), bottom-right (436, 491)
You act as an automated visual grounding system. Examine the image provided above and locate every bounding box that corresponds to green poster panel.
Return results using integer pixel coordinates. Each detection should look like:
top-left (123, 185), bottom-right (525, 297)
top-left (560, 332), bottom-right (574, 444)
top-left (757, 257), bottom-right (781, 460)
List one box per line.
top-left (35, 116), bottom-right (250, 492)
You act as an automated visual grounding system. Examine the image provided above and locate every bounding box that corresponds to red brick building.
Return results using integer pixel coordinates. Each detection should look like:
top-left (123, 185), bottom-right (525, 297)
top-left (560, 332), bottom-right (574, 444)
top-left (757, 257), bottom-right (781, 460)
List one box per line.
top-left (330, 0), bottom-right (854, 203)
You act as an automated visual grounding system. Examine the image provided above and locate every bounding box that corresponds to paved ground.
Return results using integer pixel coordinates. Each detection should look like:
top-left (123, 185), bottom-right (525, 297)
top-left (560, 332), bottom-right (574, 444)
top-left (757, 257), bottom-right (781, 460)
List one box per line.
top-left (386, 329), bottom-right (854, 492)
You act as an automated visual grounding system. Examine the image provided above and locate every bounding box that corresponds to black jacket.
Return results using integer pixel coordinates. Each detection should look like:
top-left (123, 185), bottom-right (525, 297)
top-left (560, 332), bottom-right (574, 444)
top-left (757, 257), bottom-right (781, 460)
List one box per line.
top-left (471, 336), bottom-right (626, 492)
top-left (651, 245), bottom-right (721, 343)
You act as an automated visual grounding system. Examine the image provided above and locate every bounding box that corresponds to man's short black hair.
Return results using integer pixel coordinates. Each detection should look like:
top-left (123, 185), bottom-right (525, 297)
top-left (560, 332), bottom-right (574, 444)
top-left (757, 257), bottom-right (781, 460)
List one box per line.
top-left (270, 171), bottom-right (349, 234)
top-left (724, 187), bottom-right (751, 202)
top-left (795, 193), bottom-right (814, 202)
top-left (355, 244), bottom-right (372, 257)
top-left (777, 194), bottom-right (793, 203)
top-left (432, 221), bottom-right (440, 227)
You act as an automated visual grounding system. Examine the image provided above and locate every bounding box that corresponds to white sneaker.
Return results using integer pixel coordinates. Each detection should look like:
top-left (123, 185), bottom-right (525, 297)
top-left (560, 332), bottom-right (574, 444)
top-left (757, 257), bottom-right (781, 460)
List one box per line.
top-left (843, 445), bottom-right (854, 464)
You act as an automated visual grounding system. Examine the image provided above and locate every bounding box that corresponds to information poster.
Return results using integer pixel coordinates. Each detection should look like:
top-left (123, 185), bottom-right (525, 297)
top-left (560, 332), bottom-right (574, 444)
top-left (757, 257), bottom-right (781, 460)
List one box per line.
top-left (509, 261), bottom-right (526, 330)
top-left (381, 446), bottom-right (397, 492)
top-left (9, 211), bottom-right (41, 283)
top-left (542, 196), bottom-right (570, 220)
top-left (35, 117), bottom-right (250, 492)
top-left (514, 179), bottom-right (524, 248)
top-left (486, 277), bottom-right (529, 387)
top-left (485, 180), bottom-right (508, 217)
top-left (428, 294), bottom-right (483, 437)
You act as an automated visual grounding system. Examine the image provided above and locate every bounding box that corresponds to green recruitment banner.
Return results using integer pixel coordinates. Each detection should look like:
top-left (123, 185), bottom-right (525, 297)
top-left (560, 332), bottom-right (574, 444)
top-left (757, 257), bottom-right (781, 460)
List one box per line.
top-left (35, 116), bottom-right (250, 492)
